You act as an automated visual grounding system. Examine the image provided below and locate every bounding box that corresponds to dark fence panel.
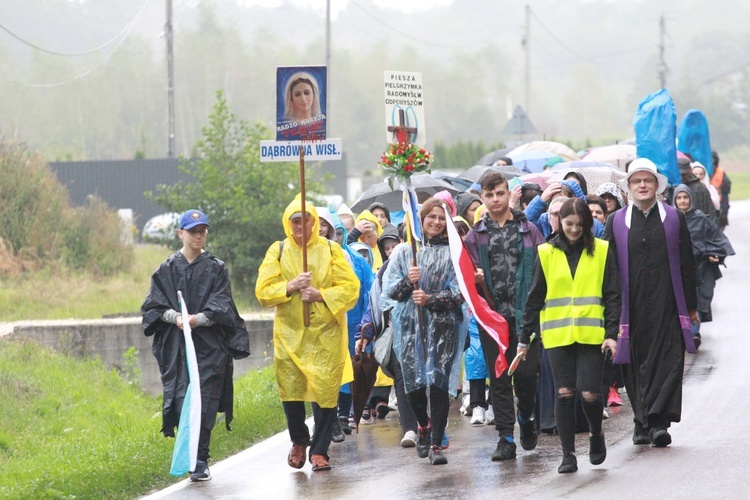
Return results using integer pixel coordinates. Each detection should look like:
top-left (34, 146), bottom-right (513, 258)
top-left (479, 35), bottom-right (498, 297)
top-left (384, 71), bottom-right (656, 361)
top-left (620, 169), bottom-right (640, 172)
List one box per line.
top-left (50, 159), bottom-right (192, 232)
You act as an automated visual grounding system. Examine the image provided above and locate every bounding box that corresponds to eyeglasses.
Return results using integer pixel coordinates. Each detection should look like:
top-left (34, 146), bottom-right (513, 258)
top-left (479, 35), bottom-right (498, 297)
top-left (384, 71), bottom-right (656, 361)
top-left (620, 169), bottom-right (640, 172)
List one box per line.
top-left (628, 177), bottom-right (656, 186)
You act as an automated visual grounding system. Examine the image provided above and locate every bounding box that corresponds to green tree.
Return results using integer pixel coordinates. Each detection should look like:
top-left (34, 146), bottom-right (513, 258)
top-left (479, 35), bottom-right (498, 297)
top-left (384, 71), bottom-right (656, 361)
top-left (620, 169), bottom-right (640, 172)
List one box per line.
top-left (151, 91), bottom-right (322, 292)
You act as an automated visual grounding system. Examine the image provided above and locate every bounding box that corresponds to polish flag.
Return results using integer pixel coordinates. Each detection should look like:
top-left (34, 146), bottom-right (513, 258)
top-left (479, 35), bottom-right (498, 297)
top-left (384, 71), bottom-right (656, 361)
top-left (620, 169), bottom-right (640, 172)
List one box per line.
top-left (444, 206), bottom-right (509, 377)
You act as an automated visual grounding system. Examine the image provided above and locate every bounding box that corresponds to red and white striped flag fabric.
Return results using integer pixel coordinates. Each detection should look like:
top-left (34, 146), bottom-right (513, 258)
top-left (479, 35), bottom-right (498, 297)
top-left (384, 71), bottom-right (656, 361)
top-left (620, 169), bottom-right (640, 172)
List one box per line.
top-left (443, 205), bottom-right (509, 377)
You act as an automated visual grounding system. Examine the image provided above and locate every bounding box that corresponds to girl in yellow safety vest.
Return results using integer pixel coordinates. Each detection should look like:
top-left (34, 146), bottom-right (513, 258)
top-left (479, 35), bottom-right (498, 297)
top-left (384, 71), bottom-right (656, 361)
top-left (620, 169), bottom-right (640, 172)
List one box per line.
top-left (517, 198), bottom-right (621, 474)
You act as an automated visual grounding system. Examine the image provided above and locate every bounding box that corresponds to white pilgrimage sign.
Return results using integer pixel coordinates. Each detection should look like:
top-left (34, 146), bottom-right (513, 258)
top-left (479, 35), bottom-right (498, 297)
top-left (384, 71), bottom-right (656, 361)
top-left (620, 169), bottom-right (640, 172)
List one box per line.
top-left (384, 71), bottom-right (425, 146)
top-left (259, 138), bottom-right (342, 162)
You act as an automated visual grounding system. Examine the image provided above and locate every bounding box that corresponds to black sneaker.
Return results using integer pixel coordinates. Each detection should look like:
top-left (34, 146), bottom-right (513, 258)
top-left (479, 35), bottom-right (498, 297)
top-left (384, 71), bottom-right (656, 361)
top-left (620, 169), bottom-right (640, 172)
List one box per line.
top-left (650, 426), bottom-right (672, 447)
top-left (375, 402), bottom-right (391, 419)
top-left (416, 421), bottom-right (431, 458)
top-left (518, 410), bottom-right (538, 451)
top-left (558, 453), bottom-right (577, 473)
top-left (190, 460), bottom-right (211, 482)
top-left (491, 438), bottom-right (516, 461)
top-left (339, 416), bottom-right (352, 435)
top-left (589, 432), bottom-right (606, 465)
top-left (429, 445), bottom-right (448, 465)
top-left (331, 415), bottom-right (346, 443)
top-left (693, 334), bottom-right (702, 350)
top-left (633, 421), bottom-right (651, 445)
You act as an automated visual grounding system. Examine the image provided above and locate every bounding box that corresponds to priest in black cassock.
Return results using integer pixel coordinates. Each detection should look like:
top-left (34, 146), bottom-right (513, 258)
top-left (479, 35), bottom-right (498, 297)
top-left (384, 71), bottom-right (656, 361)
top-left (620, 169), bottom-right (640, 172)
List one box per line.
top-left (603, 158), bottom-right (698, 448)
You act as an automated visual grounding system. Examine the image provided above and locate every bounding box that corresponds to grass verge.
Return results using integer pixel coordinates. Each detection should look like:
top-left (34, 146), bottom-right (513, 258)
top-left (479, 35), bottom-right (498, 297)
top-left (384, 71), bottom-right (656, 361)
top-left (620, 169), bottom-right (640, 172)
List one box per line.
top-left (0, 339), bottom-right (286, 499)
top-left (0, 244), bottom-right (260, 321)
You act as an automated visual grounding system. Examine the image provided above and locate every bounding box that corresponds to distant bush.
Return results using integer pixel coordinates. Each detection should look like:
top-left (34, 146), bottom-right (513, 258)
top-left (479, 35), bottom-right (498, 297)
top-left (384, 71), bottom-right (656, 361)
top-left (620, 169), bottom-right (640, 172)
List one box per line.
top-left (0, 138), bottom-right (132, 276)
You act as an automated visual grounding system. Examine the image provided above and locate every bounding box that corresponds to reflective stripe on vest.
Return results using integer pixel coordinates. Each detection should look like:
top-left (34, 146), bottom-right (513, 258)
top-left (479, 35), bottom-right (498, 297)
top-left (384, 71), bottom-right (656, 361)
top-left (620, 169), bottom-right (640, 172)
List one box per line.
top-left (538, 239), bottom-right (608, 348)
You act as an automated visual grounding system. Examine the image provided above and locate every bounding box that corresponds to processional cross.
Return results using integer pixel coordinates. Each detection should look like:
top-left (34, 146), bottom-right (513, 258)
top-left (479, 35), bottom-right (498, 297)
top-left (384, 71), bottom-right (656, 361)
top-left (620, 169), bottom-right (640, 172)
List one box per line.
top-left (387, 108), bottom-right (418, 144)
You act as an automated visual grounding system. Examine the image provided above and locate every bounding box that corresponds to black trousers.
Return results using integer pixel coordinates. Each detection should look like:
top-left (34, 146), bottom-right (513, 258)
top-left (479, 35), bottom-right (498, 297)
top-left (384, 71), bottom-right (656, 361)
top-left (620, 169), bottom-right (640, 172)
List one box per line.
top-left (479, 317), bottom-right (541, 438)
top-left (282, 401), bottom-right (337, 459)
top-left (386, 347), bottom-right (418, 433)
top-left (197, 423), bottom-right (211, 462)
top-left (406, 385), bottom-right (450, 447)
top-left (546, 343), bottom-right (605, 454)
top-left (469, 378), bottom-right (488, 409)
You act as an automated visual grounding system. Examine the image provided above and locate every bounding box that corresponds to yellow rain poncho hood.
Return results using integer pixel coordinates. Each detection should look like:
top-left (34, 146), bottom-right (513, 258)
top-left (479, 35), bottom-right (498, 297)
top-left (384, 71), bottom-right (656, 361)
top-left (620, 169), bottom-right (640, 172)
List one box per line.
top-left (256, 194), bottom-right (359, 407)
top-left (355, 209), bottom-right (384, 271)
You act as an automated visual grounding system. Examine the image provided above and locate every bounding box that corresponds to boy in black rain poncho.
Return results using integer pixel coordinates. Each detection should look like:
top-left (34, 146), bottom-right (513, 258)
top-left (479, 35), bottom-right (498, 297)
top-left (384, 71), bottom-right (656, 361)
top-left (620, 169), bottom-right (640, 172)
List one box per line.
top-left (141, 209), bottom-right (250, 482)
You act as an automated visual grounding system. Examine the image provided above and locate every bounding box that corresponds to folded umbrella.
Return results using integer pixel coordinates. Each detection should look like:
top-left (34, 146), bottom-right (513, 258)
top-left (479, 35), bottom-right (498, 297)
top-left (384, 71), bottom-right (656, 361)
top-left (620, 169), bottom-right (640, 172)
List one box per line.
top-left (351, 352), bottom-right (380, 433)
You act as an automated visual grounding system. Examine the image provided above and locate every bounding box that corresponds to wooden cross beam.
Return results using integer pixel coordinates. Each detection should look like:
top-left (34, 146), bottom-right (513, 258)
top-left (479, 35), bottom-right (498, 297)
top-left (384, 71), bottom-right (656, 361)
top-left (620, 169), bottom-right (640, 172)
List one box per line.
top-left (387, 108), bottom-right (418, 144)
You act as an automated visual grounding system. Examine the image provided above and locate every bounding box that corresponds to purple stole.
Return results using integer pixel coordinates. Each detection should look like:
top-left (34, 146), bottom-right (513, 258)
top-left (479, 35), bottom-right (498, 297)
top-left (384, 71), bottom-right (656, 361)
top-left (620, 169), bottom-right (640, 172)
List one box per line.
top-left (611, 202), bottom-right (696, 364)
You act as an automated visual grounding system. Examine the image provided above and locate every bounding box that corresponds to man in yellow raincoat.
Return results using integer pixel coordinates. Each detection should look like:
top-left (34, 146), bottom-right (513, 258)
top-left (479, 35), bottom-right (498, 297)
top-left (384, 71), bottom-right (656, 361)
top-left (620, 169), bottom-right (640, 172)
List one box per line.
top-left (256, 195), bottom-right (359, 472)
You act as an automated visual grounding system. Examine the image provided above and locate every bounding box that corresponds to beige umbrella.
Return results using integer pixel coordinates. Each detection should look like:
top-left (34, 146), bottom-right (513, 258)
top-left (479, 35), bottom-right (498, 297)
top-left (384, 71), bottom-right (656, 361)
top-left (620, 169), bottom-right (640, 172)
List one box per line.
top-left (583, 144), bottom-right (637, 170)
top-left (508, 141), bottom-right (580, 162)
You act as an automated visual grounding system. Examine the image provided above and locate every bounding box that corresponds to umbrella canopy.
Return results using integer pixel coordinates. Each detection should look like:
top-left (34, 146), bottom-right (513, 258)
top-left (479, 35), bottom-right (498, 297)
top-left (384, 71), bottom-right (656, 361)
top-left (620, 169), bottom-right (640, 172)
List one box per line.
top-left (351, 352), bottom-right (379, 432)
top-left (507, 150), bottom-right (557, 173)
top-left (519, 171), bottom-right (556, 190)
top-left (549, 161), bottom-right (626, 194)
top-left (431, 171), bottom-right (475, 191)
top-left (350, 173), bottom-right (460, 213)
top-left (476, 148), bottom-right (511, 166)
top-left (583, 144), bottom-right (637, 170)
top-left (458, 164), bottom-right (524, 183)
top-left (508, 141), bottom-right (580, 162)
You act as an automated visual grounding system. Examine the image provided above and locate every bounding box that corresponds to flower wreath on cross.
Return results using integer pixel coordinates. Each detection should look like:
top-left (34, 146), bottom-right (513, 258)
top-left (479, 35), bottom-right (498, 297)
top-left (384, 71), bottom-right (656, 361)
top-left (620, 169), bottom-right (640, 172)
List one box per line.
top-left (379, 142), bottom-right (432, 189)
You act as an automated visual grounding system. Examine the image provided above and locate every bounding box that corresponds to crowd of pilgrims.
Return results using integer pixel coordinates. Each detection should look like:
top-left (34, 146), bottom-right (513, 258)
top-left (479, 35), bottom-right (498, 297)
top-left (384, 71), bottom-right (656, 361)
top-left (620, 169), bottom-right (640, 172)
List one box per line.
top-left (258, 150), bottom-right (734, 474)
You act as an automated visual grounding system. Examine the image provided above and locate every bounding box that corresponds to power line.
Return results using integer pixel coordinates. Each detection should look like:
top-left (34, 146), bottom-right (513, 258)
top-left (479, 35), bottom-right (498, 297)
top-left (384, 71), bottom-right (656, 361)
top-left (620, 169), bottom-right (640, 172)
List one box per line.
top-left (0, 0), bottom-right (151, 57)
top-left (7, 15), bottom-right (138, 88)
top-left (530, 10), bottom-right (597, 65)
top-left (349, 1), bottom-right (482, 49)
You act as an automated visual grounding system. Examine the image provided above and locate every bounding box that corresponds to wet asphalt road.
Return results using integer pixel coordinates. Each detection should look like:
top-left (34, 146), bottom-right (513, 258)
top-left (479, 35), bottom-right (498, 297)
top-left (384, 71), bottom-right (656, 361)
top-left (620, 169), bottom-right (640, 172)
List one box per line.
top-left (143, 201), bottom-right (750, 500)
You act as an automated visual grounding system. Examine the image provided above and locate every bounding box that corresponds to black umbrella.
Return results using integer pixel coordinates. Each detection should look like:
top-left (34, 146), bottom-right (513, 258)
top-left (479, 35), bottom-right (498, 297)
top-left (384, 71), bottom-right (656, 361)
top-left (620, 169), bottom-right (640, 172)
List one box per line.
top-left (351, 352), bottom-right (379, 433)
top-left (350, 173), bottom-right (460, 213)
top-left (457, 164), bottom-right (525, 183)
top-left (476, 148), bottom-right (511, 166)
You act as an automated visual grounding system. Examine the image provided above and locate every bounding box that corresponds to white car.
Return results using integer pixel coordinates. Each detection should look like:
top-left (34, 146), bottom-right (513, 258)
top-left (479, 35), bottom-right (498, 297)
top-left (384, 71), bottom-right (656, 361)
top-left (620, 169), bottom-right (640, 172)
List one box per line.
top-left (142, 212), bottom-right (180, 242)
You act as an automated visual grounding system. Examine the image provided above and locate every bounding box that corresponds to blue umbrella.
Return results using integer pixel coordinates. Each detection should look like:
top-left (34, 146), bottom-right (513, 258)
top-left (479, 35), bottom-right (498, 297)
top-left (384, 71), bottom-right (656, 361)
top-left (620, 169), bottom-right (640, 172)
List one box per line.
top-left (507, 150), bottom-right (556, 173)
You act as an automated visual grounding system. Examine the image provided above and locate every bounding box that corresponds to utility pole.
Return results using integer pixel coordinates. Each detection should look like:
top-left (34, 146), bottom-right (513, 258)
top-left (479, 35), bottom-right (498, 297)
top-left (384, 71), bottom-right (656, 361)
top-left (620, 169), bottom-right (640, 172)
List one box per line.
top-left (524, 4), bottom-right (531, 115)
top-left (166, 0), bottom-right (175, 158)
top-left (658, 12), bottom-right (668, 89)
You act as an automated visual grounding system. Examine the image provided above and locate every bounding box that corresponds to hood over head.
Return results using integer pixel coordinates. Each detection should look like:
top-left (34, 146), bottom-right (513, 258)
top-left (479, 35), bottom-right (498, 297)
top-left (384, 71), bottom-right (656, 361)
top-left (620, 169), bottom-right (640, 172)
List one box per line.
top-left (355, 210), bottom-right (384, 238)
top-left (433, 190), bottom-right (457, 217)
top-left (282, 194), bottom-right (320, 247)
top-left (595, 182), bottom-right (625, 209)
top-left (455, 192), bottom-right (481, 220)
top-left (367, 202), bottom-right (391, 223)
top-left (315, 206), bottom-right (335, 240)
top-left (672, 183), bottom-right (694, 211)
top-left (560, 179), bottom-right (587, 202)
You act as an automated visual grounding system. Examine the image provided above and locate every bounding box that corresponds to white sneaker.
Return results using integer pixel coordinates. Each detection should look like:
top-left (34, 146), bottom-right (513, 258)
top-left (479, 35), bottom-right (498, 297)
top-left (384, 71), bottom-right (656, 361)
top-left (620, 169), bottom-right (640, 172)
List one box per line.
top-left (470, 406), bottom-right (486, 425)
top-left (602, 407), bottom-right (610, 420)
top-left (485, 406), bottom-right (495, 425)
top-left (400, 430), bottom-right (418, 448)
top-left (460, 393), bottom-right (471, 416)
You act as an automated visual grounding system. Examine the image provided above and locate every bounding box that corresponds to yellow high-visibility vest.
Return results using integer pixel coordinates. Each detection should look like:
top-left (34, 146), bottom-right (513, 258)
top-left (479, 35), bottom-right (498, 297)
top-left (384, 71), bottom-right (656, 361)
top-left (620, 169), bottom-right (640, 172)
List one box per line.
top-left (538, 239), bottom-right (608, 348)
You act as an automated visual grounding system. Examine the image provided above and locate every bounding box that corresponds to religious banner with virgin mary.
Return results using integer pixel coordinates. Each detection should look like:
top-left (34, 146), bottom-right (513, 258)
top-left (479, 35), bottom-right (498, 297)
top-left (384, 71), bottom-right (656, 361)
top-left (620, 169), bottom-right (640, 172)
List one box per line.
top-left (276, 66), bottom-right (327, 141)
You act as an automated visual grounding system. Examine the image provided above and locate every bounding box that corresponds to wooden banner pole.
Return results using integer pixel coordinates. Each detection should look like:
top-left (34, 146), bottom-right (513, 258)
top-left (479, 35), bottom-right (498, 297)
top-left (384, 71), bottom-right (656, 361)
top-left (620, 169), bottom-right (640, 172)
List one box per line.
top-left (299, 145), bottom-right (310, 327)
